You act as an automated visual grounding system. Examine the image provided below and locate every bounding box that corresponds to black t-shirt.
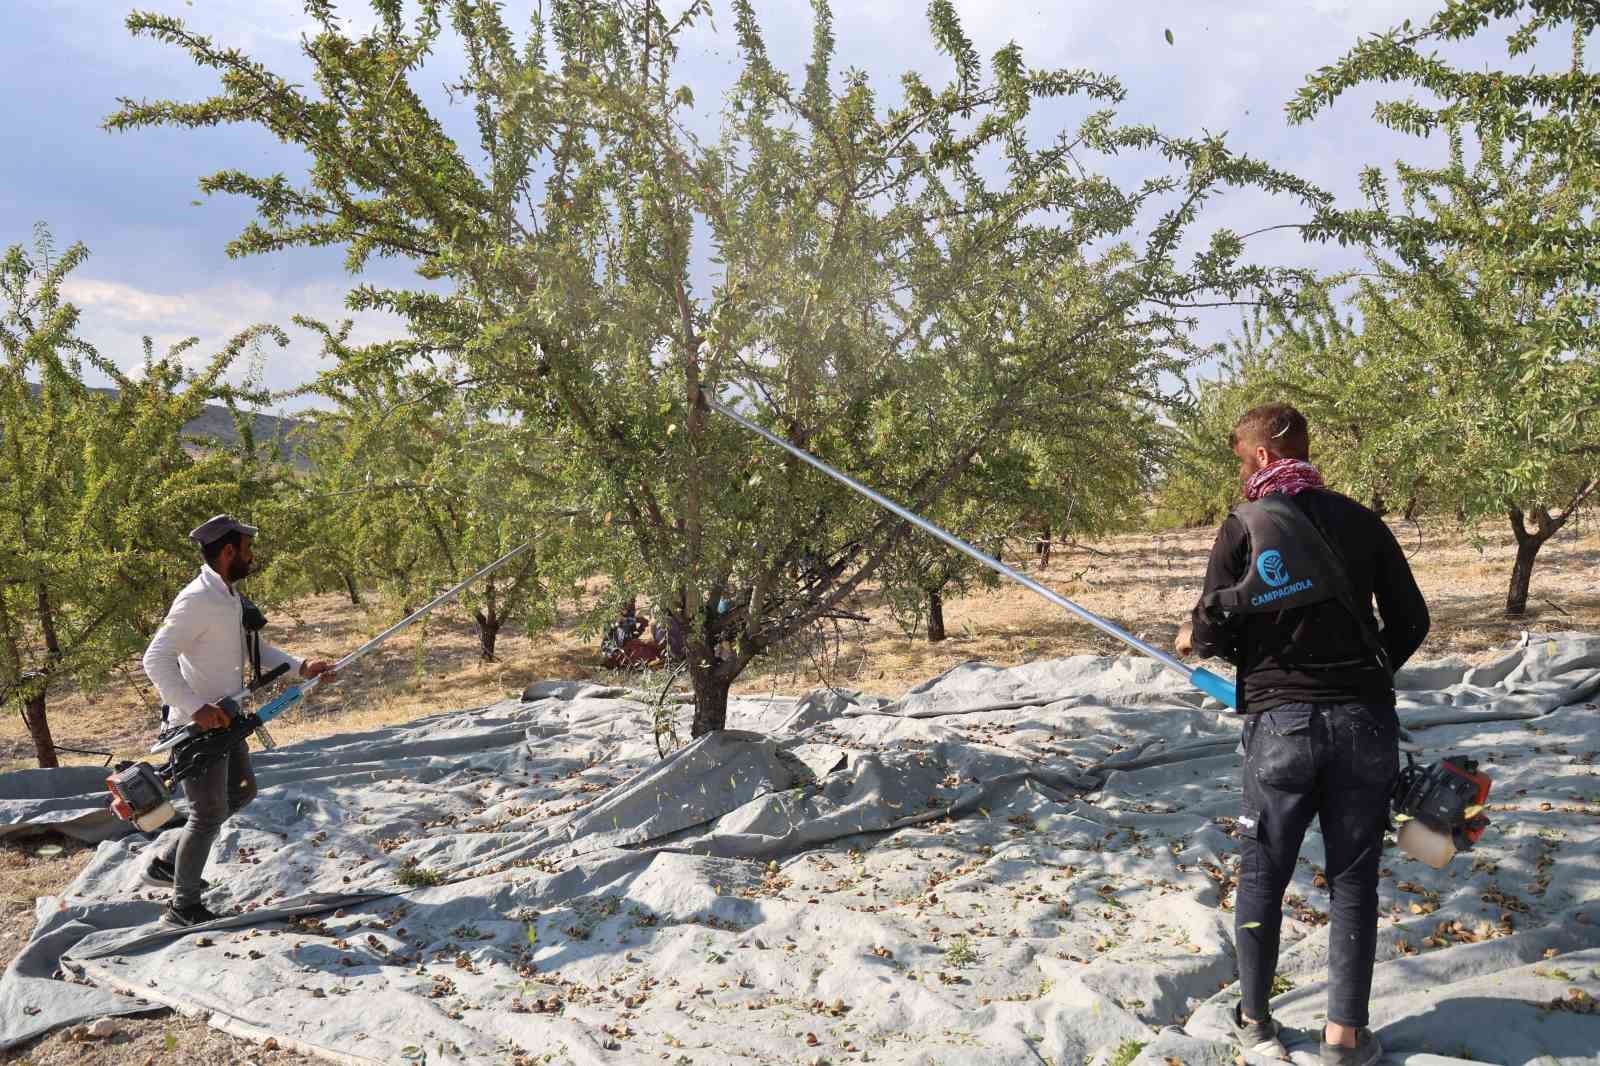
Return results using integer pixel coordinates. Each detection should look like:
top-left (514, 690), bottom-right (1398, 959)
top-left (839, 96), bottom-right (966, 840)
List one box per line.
top-left (1189, 488), bottom-right (1430, 712)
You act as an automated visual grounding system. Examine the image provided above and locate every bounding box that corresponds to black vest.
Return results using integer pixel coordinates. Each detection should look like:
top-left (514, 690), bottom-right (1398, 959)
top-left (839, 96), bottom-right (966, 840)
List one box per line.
top-left (1201, 494), bottom-right (1389, 669)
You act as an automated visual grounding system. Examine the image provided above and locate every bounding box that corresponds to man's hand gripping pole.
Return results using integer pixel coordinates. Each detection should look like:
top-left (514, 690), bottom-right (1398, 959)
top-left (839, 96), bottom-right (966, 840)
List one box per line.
top-left (693, 385), bottom-right (1239, 709)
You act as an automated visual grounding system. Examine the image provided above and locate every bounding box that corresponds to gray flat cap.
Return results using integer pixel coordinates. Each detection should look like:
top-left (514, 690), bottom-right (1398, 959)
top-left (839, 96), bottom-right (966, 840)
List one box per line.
top-left (189, 514), bottom-right (259, 547)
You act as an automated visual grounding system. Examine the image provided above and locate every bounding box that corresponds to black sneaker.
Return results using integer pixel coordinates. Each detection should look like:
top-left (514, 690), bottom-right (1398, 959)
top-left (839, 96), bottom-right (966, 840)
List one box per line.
top-left (1232, 1002), bottom-right (1289, 1060)
top-left (141, 857), bottom-right (208, 890)
top-left (1322, 1028), bottom-right (1382, 1066)
top-left (160, 901), bottom-right (223, 928)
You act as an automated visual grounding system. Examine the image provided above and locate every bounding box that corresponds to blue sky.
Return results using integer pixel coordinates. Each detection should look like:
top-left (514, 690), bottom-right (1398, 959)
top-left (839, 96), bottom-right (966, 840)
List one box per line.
top-left (0, 1), bottom-right (1548, 406)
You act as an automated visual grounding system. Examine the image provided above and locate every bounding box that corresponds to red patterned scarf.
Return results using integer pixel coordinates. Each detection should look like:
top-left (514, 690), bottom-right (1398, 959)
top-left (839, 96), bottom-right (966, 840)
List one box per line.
top-left (1244, 458), bottom-right (1325, 501)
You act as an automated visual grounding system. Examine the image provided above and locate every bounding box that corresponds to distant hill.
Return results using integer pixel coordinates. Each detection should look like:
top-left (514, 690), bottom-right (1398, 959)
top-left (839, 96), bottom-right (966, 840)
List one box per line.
top-left (24, 382), bottom-right (309, 467)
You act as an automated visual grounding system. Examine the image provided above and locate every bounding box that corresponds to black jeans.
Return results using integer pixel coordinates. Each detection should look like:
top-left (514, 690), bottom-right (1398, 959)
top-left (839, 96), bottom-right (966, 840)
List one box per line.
top-left (1234, 699), bottom-right (1398, 1029)
top-left (158, 740), bottom-right (257, 908)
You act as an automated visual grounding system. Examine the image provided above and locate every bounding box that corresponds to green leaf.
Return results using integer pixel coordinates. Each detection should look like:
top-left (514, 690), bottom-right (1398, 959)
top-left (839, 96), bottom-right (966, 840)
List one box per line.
top-left (1164, 28), bottom-right (1174, 45)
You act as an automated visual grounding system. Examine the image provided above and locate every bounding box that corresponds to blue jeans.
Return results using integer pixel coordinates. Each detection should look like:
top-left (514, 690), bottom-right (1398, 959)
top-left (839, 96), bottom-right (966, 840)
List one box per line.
top-left (1234, 700), bottom-right (1398, 1028)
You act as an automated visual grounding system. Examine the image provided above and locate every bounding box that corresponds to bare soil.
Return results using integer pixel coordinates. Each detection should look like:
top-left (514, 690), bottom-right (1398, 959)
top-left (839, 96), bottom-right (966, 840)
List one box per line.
top-left (2, 518), bottom-right (1597, 1064)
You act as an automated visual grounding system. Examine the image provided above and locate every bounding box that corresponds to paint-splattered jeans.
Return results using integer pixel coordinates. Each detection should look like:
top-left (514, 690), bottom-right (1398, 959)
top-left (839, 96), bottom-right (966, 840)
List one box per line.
top-left (1234, 699), bottom-right (1399, 1029)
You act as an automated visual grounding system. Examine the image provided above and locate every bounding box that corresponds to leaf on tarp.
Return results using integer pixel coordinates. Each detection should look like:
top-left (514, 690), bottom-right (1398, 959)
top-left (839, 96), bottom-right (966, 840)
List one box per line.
top-left (1164, 28), bottom-right (1175, 45)
top-left (1240, 921), bottom-right (1262, 929)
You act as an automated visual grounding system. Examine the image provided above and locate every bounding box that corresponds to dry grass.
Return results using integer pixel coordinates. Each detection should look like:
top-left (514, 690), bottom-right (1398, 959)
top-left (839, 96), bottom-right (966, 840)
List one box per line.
top-left (1, 518), bottom-right (1597, 1063)
top-left (5, 517), bottom-right (1599, 772)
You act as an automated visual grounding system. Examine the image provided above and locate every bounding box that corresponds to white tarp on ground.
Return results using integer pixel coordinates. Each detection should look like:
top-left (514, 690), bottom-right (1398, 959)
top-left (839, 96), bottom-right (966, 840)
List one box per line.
top-left (3, 637), bottom-right (1600, 1064)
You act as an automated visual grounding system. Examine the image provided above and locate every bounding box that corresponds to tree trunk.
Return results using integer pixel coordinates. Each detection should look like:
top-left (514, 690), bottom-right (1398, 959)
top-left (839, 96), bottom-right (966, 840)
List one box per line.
top-left (342, 572), bottom-right (362, 607)
top-left (29, 586), bottom-right (62, 767)
top-left (1369, 493), bottom-right (1387, 518)
top-left (1505, 537), bottom-right (1541, 617)
top-left (22, 685), bottom-right (58, 769)
top-left (926, 589), bottom-right (947, 643)
top-left (1506, 508), bottom-right (1550, 618)
top-left (1036, 524), bottom-right (1052, 568)
top-left (690, 672), bottom-right (731, 737)
top-left (473, 609), bottom-right (500, 662)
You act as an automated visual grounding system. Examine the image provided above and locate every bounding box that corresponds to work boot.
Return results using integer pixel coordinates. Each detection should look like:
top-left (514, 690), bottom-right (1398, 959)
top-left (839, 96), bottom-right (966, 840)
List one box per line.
top-left (1321, 1027), bottom-right (1382, 1066)
top-left (1232, 1002), bottom-right (1289, 1060)
top-left (159, 901), bottom-right (223, 928)
top-left (141, 856), bottom-right (208, 891)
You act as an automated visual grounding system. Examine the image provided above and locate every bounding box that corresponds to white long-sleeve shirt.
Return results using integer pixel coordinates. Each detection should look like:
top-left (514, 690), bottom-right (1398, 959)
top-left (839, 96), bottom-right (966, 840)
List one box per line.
top-left (142, 565), bottom-right (300, 727)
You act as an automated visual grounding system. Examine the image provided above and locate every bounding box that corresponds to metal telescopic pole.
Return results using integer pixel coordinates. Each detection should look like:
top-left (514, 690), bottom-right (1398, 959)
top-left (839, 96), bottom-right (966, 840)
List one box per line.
top-left (701, 396), bottom-right (1238, 709)
top-left (329, 542), bottom-right (532, 676)
top-left (152, 542), bottom-right (535, 752)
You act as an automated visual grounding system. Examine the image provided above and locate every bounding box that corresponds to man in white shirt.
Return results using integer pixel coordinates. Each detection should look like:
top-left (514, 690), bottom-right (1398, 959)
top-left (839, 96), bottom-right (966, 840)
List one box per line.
top-left (141, 514), bottom-right (335, 927)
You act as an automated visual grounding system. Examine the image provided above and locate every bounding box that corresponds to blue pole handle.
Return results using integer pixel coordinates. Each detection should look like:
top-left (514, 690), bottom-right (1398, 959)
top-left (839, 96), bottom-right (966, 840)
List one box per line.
top-left (258, 685), bottom-right (304, 724)
top-left (1189, 667), bottom-right (1238, 710)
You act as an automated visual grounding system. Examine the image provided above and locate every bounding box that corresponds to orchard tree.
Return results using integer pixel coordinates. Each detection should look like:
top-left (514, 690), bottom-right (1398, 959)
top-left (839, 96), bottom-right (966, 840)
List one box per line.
top-left (1292, 3), bottom-right (1600, 615)
top-left (1239, 284), bottom-right (1439, 519)
top-left (112, 0), bottom-right (1321, 734)
top-left (1213, 281), bottom-right (1439, 520)
top-left (278, 344), bottom-right (569, 661)
top-left (1355, 167), bottom-right (1600, 615)
top-left (877, 336), bottom-right (1160, 643)
top-left (0, 228), bottom-right (284, 765)
top-left (253, 418), bottom-right (369, 608)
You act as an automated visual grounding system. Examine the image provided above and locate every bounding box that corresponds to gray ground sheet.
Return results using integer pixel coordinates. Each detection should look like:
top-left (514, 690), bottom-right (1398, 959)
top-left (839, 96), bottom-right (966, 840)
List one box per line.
top-left (3, 636), bottom-right (1599, 1064)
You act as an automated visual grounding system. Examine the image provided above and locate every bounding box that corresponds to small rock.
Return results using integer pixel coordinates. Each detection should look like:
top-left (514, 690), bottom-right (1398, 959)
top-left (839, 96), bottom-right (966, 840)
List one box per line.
top-left (87, 1018), bottom-right (120, 1039)
top-left (262, 1037), bottom-right (280, 1051)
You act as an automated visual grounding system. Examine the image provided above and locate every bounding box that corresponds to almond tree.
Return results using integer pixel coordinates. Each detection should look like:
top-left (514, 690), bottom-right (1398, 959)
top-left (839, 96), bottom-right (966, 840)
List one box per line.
top-left (0, 227), bottom-right (282, 765)
top-left (1291, 1), bottom-right (1600, 615)
top-left (111, 0), bottom-right (1320, 733)
top-left (275, 357), bottom-right (567, 661)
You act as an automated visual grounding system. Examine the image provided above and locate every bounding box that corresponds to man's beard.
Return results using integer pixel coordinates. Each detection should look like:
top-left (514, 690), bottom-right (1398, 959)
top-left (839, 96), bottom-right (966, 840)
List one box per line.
top-left (226, 557), bottom-right (253, 583)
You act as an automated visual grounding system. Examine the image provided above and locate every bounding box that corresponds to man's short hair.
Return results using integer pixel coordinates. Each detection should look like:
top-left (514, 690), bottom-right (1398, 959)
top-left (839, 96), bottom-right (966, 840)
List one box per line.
top-left (201, 530), bottom-right (244, 565)
top-left (1229, 403), bottom-right (1309, 460)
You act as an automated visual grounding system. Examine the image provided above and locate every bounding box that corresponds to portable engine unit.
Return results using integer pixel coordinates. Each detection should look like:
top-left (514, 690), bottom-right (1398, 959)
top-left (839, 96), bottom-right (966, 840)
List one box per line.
top-left (1392, 754), bottom-right (1493, 869)
top-left (106, 760), bottom-right (177, 833)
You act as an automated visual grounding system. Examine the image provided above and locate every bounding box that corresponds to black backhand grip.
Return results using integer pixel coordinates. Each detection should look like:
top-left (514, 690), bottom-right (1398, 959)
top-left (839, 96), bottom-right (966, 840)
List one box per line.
top-left (250, 662), bottom-right (292, 692)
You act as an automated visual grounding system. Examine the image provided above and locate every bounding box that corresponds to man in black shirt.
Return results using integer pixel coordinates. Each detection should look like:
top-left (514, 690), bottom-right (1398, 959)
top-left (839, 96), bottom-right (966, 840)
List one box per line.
top-left (1175, 404), bottom-right (1429, 1066)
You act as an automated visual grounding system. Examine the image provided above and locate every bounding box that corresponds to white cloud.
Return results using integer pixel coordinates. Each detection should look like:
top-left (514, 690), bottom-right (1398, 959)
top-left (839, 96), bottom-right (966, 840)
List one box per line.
top-left (59, 276), bottom-right (411, 407)
top-left (60, 278), bottom-right (194, 322)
